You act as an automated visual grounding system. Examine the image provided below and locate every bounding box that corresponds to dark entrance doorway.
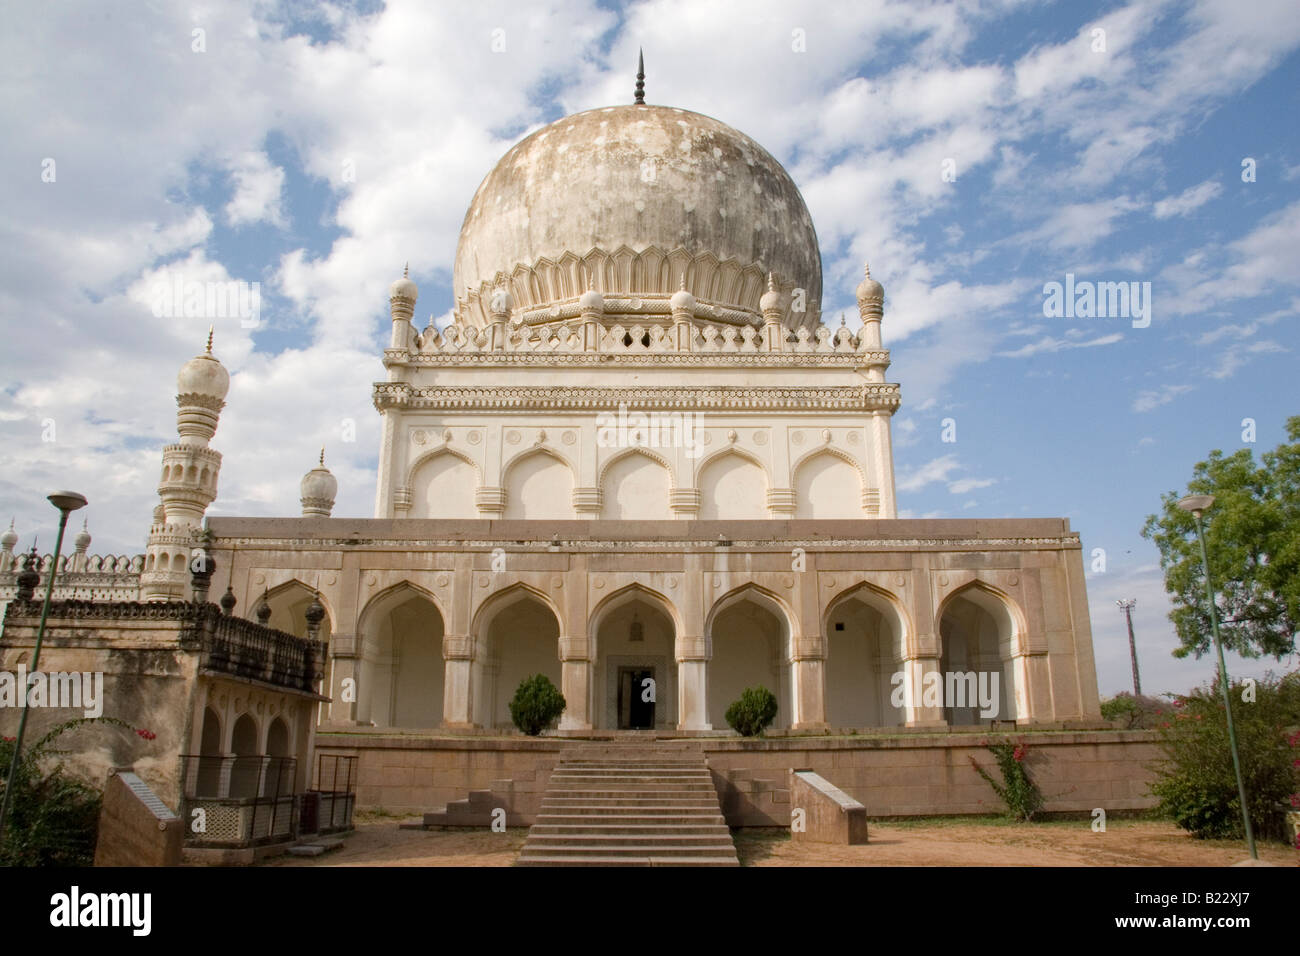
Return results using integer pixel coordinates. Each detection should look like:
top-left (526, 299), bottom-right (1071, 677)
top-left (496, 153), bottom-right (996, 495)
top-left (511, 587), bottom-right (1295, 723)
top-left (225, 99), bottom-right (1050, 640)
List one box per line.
top-left (617, 666), bottom-right (655, 729)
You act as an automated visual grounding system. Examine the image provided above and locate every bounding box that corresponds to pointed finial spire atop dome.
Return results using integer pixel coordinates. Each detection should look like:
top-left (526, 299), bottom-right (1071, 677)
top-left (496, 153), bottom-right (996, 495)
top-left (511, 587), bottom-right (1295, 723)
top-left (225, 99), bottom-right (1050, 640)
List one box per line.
top-left (403, 262), bottom-right (409, 278)
top-left (319, 447), bottom-right (325, 466)
top-left (840, 312), bottom-right (847, 327)
top-left (205, 325), bottom-right (214, 353)
top-left (634, 48), bottom-right (645, 105)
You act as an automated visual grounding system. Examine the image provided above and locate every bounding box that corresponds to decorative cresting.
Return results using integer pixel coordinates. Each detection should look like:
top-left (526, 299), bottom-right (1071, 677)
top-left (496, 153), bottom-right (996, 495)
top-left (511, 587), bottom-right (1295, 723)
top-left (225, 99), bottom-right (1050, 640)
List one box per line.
top-left (408, 314), bottom-right (886, 358)
top-left (453, 104), bottom-right (823, 332)
top-left (141, 329), bottom-right (229, 602)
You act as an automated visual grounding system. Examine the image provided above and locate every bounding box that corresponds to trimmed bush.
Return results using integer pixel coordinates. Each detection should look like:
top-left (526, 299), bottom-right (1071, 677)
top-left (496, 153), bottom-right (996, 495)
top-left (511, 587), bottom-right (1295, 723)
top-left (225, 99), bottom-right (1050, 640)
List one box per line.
top-left (725, 686), bottom-right (778, 737)
top-left (509, 674), bottom-right (566, 736)
top-left (1150, 672), bottom-right (1300, 842)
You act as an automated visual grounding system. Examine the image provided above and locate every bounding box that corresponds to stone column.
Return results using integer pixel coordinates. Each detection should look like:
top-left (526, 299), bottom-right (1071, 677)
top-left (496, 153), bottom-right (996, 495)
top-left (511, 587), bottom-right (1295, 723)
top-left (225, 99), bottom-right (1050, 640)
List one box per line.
top-left (676, 658), bottom-right (710, 731)
top-left (902, 655), bottom-right (946, 727)
top-left (326, 634), bottom-right (359, 724)
top-left (790, 636), bottom-right (827, 730)
top-left (558, 635), bottom-right (592, 730)
top-left (442, 633), bottom-right (475, 728)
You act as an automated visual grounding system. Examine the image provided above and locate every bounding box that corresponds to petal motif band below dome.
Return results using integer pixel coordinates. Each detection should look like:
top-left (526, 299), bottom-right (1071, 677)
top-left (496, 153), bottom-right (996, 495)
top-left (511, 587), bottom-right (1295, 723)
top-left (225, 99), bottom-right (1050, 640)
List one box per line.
top-left (453, 104), bottom-right (822, 331)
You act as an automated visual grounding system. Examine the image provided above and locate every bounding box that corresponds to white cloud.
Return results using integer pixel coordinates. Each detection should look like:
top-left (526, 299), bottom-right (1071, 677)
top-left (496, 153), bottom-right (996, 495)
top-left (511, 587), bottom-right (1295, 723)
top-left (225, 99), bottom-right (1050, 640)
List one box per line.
top-left (225, 151), bottom-right (287, 228)
top-left (997, 332), bottom-right (1124, 358)
top-left (1133, 384), bottom-right (1193, 412)
top-left (1153, 179), bottom-right (1222, 219)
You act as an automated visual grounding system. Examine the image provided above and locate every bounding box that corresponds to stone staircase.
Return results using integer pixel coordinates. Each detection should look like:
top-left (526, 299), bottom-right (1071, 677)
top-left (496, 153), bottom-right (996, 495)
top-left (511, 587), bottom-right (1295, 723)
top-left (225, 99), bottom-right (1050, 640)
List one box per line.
top-left (516, 742), bottom-right (739, 866)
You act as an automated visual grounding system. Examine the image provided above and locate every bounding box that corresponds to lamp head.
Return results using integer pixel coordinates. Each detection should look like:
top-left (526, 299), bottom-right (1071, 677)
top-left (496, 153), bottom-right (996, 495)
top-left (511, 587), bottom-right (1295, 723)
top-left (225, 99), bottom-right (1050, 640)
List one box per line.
top-left (1177, 493), bottom-right (1215, 517)
top-left (47, 491), bottom-right (88, 515)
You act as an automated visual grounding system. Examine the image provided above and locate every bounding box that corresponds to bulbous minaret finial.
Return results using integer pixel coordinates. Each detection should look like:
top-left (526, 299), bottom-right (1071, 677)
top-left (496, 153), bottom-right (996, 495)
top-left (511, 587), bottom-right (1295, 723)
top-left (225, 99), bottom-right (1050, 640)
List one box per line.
top-left (634, 48), bottom-right (645, 105)
top-left (301, 449), bottom-right (338, 518)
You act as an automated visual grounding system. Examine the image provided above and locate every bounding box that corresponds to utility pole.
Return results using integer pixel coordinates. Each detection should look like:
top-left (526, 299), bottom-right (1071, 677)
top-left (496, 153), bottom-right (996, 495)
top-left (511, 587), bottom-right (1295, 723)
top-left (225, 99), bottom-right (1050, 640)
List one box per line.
top-left (1116, 598), bottom-right (1140, 696)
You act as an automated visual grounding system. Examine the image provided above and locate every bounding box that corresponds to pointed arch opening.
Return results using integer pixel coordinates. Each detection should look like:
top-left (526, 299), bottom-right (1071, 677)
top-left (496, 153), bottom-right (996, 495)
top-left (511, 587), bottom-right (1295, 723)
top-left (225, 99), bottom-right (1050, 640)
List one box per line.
top-left (936, 582), bottom-right (1022, 726)
top-left (471, 585), bottom-right (563, 730)
top-left (823, 582), bottom-right (910, 728)
top-left (705, 585), bottom-right (794, 731)
top-left (357, 582), bottom-right (446, 730)
top-left (589, 584), bottom-right (678, 730)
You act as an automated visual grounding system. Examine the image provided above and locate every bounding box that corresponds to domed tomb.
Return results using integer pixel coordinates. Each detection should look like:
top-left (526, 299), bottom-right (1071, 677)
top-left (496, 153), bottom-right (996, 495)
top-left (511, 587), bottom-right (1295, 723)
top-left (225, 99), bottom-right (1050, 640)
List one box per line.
top-left (453, 104), bottom-right (822, 331)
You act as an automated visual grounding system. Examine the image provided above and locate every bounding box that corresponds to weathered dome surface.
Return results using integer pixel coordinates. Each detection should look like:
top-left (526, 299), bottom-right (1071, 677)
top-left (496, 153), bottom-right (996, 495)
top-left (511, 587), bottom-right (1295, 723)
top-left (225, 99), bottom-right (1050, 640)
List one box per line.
top-left (453, 104), bottom-right (822, 329)
top-left (177, 352), bottom-right (229, 401)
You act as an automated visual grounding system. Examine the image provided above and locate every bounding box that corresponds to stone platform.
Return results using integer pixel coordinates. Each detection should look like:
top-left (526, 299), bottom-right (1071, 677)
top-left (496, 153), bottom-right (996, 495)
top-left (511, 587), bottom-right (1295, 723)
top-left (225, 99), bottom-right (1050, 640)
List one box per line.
top-left (315, 727), bottom-right (1159, 827)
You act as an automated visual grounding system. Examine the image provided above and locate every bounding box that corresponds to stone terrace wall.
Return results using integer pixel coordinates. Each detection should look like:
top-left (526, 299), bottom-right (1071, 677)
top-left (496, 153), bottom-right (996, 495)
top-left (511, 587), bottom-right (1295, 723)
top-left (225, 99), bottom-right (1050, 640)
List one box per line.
top-left (314, 730), bottom-right (1160, 825)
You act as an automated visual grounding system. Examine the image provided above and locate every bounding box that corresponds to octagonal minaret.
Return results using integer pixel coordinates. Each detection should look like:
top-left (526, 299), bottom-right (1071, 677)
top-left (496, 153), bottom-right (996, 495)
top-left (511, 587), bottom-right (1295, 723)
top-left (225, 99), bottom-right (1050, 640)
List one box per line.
top-left (140, 329), bottom-right (229, 601)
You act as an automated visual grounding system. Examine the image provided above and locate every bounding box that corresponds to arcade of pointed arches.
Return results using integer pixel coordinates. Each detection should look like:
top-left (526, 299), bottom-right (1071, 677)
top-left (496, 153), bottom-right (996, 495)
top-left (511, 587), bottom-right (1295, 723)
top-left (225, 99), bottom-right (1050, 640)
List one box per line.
top-left (302, 574), bottom-right (1034, 733)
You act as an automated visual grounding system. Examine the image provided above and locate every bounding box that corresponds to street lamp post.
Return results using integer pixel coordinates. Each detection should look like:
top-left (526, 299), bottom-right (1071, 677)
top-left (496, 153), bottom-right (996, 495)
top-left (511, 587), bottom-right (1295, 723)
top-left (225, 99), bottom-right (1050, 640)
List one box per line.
top-left (0, 491), bottom-right (88, 844)
top-left (1177, 493), bottom-right (1257, 860)
top-left (1117, 598), bottom-right (1141, 696)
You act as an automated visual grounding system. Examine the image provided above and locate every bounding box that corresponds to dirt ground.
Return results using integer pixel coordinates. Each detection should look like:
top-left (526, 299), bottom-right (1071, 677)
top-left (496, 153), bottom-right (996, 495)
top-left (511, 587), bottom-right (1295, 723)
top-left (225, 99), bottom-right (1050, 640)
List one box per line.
top-left (262, 813), bottom-right (1296, 867)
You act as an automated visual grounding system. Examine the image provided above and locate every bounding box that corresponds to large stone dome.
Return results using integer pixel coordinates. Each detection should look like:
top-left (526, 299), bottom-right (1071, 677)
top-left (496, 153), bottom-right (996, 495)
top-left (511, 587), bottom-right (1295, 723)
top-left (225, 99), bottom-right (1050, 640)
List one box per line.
top-left (453, 104), bottom-right (822, 329)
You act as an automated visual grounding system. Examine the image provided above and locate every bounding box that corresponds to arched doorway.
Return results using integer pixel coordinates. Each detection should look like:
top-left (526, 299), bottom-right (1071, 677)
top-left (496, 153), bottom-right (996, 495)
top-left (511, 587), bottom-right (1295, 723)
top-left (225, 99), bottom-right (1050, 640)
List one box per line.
top-left (824, 583), bottom-right (909, 728)
top-left (266, 716), bottom-right (293, 795)
top-left (937, 584), bottom-right (1019, 725)
top-left (357, 584), bottom-right (445, 729)
top-left (706, 587), bottom-right (792, 731)
top-left (472, 587), bottom-right (563, 730)
top-left (196, 706), bottom-right (222, 797)
top-left (264, 580), bottom-right (334, 726)
top-left (591, 586), bottom-right (677, 730)
top-left (229, 714), bottom-right (260, 798)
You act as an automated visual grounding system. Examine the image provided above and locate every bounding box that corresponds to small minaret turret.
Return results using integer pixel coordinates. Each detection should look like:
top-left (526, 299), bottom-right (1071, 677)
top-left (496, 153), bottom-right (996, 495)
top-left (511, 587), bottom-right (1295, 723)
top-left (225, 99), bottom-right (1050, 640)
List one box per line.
top-left (760, 272), bottom-right (784, 352)
top-left (301, 449), bottom-right (339, 518)
top-left (140, 329), bottom-right (229, 601)
top-left (72, 519), bottom-right (91, 572)
top-left (0, 519), bottom-right (17, 574)
top-left (389, 263), bottom-right (418, 351)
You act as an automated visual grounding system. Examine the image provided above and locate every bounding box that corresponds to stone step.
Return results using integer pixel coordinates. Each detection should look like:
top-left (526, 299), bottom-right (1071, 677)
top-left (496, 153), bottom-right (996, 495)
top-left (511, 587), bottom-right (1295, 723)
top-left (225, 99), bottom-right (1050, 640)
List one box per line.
top-left (520, 841), bottom-right (739, 857)
top-left (518, 745), bottom-right (736, 866)
top-left (532, 823), bottom-right (732, 836)
top-left (515, 855), bottom-right (738, 867)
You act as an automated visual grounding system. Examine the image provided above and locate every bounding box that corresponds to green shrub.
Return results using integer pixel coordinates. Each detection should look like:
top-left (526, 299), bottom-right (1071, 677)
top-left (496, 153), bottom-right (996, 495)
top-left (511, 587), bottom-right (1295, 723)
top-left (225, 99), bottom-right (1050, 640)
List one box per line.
top-left (509, 674), bottom-right (566, 736)
top-left (725, 686), bottom-right (778, 737)
top-left (0, 717), bottom-right (140, 867)
top-left (970, 741), bottom-right (1044, 822)
top-left (1149, 672), bottom-right (1300, 841)
top-left (1100, 692), bottom-right (1174, 729)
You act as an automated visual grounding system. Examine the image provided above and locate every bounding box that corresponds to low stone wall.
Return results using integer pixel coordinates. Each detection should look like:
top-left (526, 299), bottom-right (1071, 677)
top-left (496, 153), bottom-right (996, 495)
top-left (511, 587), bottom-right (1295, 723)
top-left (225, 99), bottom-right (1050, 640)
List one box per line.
top-left (705, 732), bottom-right (1161, 826)
top-left (315, 730), bottom-right (1161, 826)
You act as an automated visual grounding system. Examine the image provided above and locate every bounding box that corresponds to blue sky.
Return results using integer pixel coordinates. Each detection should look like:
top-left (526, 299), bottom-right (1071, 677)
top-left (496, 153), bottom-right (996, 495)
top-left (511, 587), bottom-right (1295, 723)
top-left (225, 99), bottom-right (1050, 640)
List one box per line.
top-left (1, 0), bottom-right (1297, 700)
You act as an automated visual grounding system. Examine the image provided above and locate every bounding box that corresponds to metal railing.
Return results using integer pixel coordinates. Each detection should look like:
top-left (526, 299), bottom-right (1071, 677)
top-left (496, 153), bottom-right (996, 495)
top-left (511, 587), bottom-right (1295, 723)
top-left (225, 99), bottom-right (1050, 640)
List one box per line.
top-left (180, 754), bottom-right (298, 847)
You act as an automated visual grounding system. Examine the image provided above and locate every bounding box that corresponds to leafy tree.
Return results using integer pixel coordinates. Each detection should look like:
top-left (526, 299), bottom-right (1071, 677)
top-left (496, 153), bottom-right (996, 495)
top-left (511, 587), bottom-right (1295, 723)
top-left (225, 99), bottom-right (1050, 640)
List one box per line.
top-left (508, 674), bottom-right (566, 736)
top-left (725, 686), bottom-right (778, 737)
top-left (1100, 692), bottom-right (1174, 729)
top-left (1140, 416), bottom-right (1300, 660)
